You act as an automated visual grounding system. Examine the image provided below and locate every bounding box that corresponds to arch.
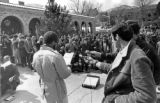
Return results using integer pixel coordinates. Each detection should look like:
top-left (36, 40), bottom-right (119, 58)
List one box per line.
top-left (29, 18), bottom-right (40, 36)
top-left (1, 16), bottom-right (23, 36)
top-left (88, 22), bottom-right (93, 33)
top-left (72, 21), bottom-right (80, 34)
top-left (81, 21), bottom-right (87, 33)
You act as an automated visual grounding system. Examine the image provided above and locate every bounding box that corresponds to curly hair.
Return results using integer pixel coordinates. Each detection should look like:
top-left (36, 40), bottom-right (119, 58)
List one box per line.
top-left (44, 31), bottom-right (58, 45)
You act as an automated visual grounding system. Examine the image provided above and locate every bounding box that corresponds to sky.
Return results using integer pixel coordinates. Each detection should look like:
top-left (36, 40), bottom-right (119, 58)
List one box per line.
top-left (9, 0), bottom-right (158, 11)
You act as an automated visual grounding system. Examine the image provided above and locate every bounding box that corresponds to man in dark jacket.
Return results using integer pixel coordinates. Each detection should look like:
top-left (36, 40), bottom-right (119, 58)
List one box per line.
top-left (126, 20), bottom-right (160, 85)
top-left (91, 20), bottom-right (160, 85)
top-left (89, 23), bottom-right (156, 103)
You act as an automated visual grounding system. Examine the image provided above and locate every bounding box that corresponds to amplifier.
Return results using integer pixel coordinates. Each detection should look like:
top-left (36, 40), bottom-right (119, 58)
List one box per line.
top-left (82, 75), bottom-right (100, 89)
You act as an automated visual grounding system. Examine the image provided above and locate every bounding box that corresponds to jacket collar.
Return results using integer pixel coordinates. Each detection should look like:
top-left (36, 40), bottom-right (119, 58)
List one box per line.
top-left (40, 45), bottom-right (55, 53)
top-left (119, 41), bottom-right (131, 58)
top-left (126, 39), bottom-right (136, 58)
top-left (111, 39), bottom-right (136, 71)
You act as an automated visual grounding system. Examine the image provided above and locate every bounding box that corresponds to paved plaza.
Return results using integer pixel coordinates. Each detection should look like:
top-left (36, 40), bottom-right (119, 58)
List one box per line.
top-left (1, 67), bottom-right (107, 103)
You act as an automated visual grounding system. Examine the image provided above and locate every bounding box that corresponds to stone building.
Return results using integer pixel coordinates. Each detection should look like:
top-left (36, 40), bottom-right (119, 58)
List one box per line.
top-left (0, 0), bottom-right (96, 36)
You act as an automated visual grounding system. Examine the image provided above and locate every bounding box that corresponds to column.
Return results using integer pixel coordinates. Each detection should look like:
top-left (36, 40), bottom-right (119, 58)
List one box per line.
top-left (24, 22), bottom-right (29, 35)
top-left (91, 22), bottom-right (95, 35)
top-left (78, 21), bottom-right (82, 35)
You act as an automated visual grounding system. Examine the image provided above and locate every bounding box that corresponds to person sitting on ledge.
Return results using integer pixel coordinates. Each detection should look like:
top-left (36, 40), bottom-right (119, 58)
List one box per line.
top-left (1, 55), bottom-right (20, 95)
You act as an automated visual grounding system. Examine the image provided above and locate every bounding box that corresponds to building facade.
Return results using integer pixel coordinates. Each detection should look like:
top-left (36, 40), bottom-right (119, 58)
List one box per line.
top-left (0, 1), bottom-right (96, 36)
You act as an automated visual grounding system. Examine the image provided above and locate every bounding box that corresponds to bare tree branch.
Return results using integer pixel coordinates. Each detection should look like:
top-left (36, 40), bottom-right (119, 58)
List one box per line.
top-left (69, 0), bottom-right (101, 16)
top-left (134, 0), bottom-right (156, 22)
top-left (134, 0), bottom-right (156, 7)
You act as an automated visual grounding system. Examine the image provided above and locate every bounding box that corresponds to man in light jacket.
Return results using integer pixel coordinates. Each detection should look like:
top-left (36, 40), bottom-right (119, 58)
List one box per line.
top-left (32, 31), bottom-right (71, 103)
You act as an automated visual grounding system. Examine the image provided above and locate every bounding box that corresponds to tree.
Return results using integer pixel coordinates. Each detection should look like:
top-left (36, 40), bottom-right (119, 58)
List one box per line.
top-left (134, 0), bottom-right (156, 22)
top-left (69, 0), bottom-right (101, 16)
top-left (157, 1), bottom-right (160, 16)
top-left (98, 12), bottom-right (109, 22)
top-left (134, 0), bottom-right (156, 7)
top-left (109, 9), bottom-right (126, 25)
top-left (110, 15), bottom-right (116, 26)
top-left (96, 11), bottom-right (109, 27)
top-left (39, 0), bottom-right (74, 36)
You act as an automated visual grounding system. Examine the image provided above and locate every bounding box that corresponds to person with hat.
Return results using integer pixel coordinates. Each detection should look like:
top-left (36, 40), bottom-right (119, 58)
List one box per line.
top-left (32, 31), bottom-right (71, 103)
top-left (89, 23), bottom-right (156, 103)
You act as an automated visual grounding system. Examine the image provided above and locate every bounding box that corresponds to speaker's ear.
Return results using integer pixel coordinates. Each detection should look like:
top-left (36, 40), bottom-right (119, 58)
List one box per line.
top-left (112, 33), bottom-right (118, 41)
top-left (115, 34), bottom-right (119, 41)
top-left (111, 32), bottom-right (116, 41)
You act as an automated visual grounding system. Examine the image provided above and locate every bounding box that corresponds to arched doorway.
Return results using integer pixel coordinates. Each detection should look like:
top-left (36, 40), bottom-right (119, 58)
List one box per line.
top-left (73, 21), bottom-right (80, 34)
top-left (88, 22), bottom-right (92, 33)
top-left (29, 18), bottom-right (40, 37)
top-left (1, 16), bottom-right (23, 36)
top-left (81, 22), bottom-right (87, 35)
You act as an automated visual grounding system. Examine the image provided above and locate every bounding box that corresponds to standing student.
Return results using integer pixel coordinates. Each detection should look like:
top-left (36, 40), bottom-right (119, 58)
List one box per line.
top-left (32, 31), bottom-right (71, 103)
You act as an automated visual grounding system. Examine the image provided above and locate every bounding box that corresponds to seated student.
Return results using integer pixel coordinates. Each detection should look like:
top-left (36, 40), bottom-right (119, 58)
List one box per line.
top-left (1, 55), bottom-right (20, 95)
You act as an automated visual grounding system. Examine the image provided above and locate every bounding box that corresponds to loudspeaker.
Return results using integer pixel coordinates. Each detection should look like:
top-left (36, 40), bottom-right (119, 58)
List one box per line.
top-left (82, 75), bottom-right (100, 89)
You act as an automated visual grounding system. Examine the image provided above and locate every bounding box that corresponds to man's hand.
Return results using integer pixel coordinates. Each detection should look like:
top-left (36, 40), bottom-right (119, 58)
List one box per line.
top-left (9, 75), bottom-right (15, 82)
top-left (90, 51), bottom-right (101, 58)
top-left (87, 56), bottom-right (98, 65)
top-left (67, 66), bottom-right (72, 72)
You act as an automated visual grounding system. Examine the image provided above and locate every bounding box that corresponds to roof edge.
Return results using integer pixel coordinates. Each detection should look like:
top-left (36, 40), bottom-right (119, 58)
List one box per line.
top-left (0, 2), bottom-right (95, 19)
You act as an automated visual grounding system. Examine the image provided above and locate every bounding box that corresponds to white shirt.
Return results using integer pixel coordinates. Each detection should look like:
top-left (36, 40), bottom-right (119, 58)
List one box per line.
top-left (111, 41), bottom-right (131, 70)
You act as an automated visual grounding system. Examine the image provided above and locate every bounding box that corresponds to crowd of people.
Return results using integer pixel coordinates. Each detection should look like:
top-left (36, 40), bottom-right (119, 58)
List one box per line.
top-left (1, 20), bottom-right (160, 103)
top-left (1, 24), bottom-right (160, 67)
top-left (0, 31), bottom-right (114, 72)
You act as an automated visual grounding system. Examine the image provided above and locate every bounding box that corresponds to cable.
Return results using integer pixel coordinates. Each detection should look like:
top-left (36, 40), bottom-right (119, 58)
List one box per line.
top-left (78, 90), bottom-right (97, 103)
top-left (67, 54), bottom-right (96, 103)
top-left (80, 72), bottom-right (94, 103)
top-left (78, 93), bottom-right (90, 103)
top-left (67, 73), bottom-right (94, 103)
top-left (67, 84), bottom-right (82, 96)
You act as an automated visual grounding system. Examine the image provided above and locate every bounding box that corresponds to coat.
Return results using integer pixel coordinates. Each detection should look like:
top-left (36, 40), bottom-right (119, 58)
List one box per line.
top-left (1, 61), bottom-right (20, 95)
top-left (137, 39), bottom-right (160, 85)
top-left (32, 45), bottom-right (71, 103)
top-left (100, 40), bottom-right (157, 103)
